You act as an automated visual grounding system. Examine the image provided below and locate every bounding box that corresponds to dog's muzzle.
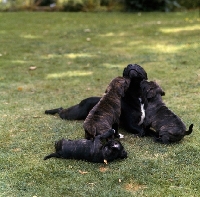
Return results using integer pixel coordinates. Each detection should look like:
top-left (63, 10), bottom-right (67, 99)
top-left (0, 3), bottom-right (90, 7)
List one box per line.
top-left (121, 150), bottom-right (128, 159)
top-left (123, 64), bottom-right (148, 80)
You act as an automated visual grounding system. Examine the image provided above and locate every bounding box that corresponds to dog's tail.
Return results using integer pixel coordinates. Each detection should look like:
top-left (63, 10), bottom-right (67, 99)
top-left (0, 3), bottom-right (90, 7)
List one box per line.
top-left (185, 124), bottom-right (193, 135)
top-left (44, 153), bottom-right (60, 160)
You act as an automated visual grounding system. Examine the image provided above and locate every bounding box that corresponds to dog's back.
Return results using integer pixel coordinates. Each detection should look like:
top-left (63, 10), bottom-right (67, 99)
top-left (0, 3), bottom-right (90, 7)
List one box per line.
top-left (44, 129), bottom-right (128, 163)
top-left (84, 94), bottom-right (120, 138)
top-left (141, 80), bottom-right (193, 144)
top-left (151, 106), bottom-right (187, 135)
top-left (84, 77), bottom-right (130, 139)
top-left (44, 138), bottom-right (97, 161)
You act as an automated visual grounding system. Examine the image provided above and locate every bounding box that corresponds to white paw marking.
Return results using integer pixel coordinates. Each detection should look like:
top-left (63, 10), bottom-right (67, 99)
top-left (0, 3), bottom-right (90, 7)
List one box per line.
top-left (119, 133), bottom-right (124, 139)
top-left (112, 129), bottom-right (115, 133)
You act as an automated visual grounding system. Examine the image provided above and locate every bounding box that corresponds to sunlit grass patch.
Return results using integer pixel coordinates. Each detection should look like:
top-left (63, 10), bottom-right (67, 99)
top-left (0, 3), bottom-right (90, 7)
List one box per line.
top-left (124, 180), bottom-right (147, 193)
top-left (21, 34), bottom-right (43, 39)
top-left (46, 71), bottom-right (93, 79)
top-left (41, 52), bottom-right (96, 59)
top-left (160, 24), bottom-right (200, 33)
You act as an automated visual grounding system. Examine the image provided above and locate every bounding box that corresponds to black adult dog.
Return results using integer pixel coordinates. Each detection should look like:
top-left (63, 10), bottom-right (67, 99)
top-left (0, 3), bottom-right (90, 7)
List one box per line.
top-left (44, 129), bottom-right (127, 163)
top-left (45, 64), bottom-right (148, 135)
top-left (84, 76), bottom-right (130, 139)
top-left (140, 80), bottom-right (193, 144)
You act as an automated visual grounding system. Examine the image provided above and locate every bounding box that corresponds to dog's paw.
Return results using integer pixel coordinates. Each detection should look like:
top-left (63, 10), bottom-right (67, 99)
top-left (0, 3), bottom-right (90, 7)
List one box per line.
top-left (133, 134), bottom-right (139, 138)
top-left (119, 133), bottom-right (124, 139)
top-left (112, 129), bottom-right (115, 134)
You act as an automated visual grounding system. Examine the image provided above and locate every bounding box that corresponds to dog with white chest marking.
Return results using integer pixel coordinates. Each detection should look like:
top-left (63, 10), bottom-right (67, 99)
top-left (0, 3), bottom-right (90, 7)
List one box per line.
top-left (45, 64), bottom-right (148, 136)
top-left (140, 80), bottom-right (193, 144)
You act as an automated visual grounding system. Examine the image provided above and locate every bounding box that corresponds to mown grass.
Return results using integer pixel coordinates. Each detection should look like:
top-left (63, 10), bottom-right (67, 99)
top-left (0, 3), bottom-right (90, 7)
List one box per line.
top-left (0, 11), bottom-right (200, 197)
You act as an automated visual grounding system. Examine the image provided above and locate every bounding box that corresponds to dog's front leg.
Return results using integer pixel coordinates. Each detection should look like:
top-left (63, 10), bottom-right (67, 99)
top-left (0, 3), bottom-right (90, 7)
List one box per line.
top-left (139, 117), bottom-right (153, 137)
top-left (143, 126), bottom-right (157, 137)
top-left (136, 125), bottom-right (146, 137)
top-left (112, 123), bottom-right (121, 138)
top-left (98, 129), bottom-right (115, 140)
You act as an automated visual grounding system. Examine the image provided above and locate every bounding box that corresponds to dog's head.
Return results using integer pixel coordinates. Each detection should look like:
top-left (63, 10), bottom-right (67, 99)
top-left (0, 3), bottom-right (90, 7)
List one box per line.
top-left (105, 76), bottom-right (130, 97)
top-left (140, 80), bottom-right (165, 101)
top-left (102, 140), bottom-right (127, 162)
top-left (123, 64), bottom-right (148, 80)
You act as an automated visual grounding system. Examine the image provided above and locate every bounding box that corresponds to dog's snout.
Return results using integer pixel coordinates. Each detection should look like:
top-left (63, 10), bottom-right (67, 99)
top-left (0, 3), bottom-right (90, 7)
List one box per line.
top-left (112, 141), bottom-right (120, 149)
top-left (161, 91), bottom-right (165, 96)
top-left (121, 150), bottom-right (127, 158)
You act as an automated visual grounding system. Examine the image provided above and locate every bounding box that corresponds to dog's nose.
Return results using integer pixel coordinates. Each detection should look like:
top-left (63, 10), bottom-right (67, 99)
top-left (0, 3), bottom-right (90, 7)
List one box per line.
top-left (121, 150), bottom-right (127, 158)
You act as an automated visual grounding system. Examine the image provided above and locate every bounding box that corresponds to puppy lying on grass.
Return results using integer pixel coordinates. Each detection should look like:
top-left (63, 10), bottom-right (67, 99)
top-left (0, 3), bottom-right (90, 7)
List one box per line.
top-left (83, 76), bottom-right (130, 139)
top-left (140, 80), bottom-right (193, 144)
top-left (44, 129), bottom-right (127, 163)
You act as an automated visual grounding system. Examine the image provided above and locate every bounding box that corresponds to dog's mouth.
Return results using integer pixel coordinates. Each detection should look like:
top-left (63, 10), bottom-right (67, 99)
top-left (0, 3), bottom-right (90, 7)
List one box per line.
top-left (123, 65), bottom-right (148, 80)
top-left (111, 142), bottom-right (121, 150)
top-left (120, 150), bottom-right (128, 159)
top-left (130, 69), bottom-right (140, 78)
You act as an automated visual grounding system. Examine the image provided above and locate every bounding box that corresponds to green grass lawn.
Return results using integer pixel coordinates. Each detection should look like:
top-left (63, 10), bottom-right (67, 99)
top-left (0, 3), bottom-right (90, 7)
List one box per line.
top-left (0, 10), bottom-right (200, 197)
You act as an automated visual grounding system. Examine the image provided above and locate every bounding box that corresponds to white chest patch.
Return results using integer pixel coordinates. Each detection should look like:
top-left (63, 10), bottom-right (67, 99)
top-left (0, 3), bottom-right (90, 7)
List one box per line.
top-left (138, 98), bottom-right (145, 125)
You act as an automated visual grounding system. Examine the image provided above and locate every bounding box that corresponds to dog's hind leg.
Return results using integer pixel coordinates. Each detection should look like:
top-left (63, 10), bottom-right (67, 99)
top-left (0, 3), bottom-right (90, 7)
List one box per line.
top-left (143, 127), bottom-right (158, 137)
top-left (154, 135), bottom-right (170, 144)
top-left (45, 97), bottom-right (100, 120)
top-left (45, 107), bottom-right (63, 115)
top-left (59, 97), bottom-right (100, 120)
top-left (112, 123), bottom-right (122, 138)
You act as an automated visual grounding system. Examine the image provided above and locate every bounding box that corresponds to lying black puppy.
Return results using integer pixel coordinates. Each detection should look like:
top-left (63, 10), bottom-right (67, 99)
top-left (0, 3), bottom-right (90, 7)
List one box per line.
top-left (44, 129), bottom-right (127, 163)
top-left (45, 64), bottom-right (148, 135)
top-left (140, 80), bottom-right (193, 144)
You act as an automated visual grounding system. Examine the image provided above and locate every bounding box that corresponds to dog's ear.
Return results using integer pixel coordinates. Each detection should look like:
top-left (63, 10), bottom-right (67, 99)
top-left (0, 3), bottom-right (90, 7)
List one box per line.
top-left (146, 89), bottom-right (156, 99)
top-left (161, 90), bottom-right (165, 96)
top-left (157, 87), bottom-right (165, 96)
top-left (147, 87), bottom-right (165, 98)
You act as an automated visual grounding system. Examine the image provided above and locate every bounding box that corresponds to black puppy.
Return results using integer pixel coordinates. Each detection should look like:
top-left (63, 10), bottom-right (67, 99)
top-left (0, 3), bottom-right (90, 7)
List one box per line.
top-left (140, 80), bottom-right (193, 144)
top-left (120, 64), bottom-right (147, 134)
top-left (44, 129), bottom-right (127, 163)
top-left (45, 64), bottom-right (148, 135)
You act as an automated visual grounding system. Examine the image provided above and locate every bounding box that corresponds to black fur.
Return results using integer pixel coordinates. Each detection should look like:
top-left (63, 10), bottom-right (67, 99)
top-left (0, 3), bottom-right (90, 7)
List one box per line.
top-left (45, 64), bottom-right (148, 135)
top-left (44, 129), bottom-right (127, 163)
top-left (140, 80), bottom-right (193, 144)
